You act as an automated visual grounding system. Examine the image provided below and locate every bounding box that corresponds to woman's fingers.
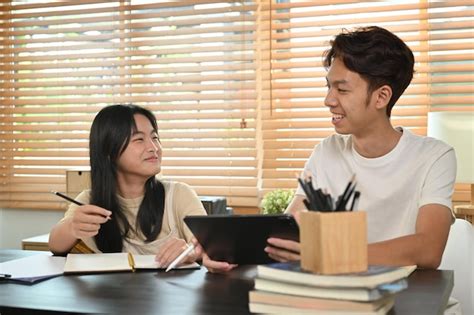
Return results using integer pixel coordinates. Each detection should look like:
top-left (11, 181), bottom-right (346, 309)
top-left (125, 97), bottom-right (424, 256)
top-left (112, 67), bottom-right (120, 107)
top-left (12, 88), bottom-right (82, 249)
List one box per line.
top-left (76, 206), bottom-right (111, 224)
top-left (190, 238), bottom-right (237, 273)
top-left (75, 214), bottom-right (108, 226)
top-left (202, 253), bottom-right (238, 273)
top-left (78, 222), bottom-right (101, 232)
top-left (189, 238), bottom-right (204, 262)
top-left (70, 205), bottom-right (111, 239)
top-left (155, 238), bottom-right (188, 267)
top-left (71, 221), bottom-right (101, 238)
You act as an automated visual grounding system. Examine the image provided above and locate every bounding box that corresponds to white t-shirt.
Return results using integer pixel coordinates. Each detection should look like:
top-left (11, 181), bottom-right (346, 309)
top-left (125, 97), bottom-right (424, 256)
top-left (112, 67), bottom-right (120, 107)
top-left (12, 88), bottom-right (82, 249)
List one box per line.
top-left (296, 127), bottom-right (456, 243)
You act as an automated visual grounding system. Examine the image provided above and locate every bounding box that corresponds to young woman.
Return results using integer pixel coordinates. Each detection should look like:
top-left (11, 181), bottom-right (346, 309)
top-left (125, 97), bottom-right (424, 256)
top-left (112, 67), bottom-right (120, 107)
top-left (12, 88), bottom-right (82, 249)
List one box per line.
top-left (49, 104), bottom-right (206, 268)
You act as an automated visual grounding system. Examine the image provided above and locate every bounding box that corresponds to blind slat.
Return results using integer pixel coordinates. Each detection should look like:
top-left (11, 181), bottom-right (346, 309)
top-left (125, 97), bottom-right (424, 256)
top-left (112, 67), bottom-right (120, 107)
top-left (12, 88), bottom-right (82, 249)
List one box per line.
top-left (1, 0), bottom-right (472, 211)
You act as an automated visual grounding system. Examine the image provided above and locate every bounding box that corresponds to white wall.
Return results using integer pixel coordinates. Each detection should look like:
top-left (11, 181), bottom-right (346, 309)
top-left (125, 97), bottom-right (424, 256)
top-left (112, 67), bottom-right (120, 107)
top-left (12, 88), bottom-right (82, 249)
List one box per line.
top-left (0, 208), bottom-right (63, 249)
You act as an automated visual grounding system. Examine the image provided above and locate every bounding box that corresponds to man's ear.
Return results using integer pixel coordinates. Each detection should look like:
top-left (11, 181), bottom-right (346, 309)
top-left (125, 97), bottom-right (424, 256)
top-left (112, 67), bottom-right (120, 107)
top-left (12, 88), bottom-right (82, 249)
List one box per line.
top-left (374, 85), bottom-right (392, 110)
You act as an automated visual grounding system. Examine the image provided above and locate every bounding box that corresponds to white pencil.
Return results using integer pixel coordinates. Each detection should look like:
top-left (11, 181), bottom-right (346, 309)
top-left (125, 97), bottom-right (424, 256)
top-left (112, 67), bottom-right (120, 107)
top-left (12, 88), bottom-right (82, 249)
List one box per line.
top-left (165, 244), bottom-right (195, 272)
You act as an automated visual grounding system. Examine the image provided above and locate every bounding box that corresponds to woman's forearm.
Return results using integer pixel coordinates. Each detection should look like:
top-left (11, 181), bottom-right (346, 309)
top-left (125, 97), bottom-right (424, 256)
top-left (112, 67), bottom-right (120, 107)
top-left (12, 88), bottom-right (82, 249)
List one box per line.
top-left (48, 218), bottom-right (79, 255)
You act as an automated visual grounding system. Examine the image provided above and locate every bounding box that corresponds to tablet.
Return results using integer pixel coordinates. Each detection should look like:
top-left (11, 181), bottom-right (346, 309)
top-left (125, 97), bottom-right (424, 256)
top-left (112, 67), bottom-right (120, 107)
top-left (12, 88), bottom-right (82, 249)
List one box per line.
top-left (184, 214), bottom-right (299, 265)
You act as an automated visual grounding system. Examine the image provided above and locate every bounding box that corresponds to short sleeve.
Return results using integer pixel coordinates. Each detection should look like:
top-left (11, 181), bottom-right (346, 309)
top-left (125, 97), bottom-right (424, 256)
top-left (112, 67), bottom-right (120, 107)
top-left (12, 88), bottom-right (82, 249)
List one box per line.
top-left (296, 145), bottom-right (319, 196)
top-left (60, 190), bottom-right (91, 222)
top-left (419, 149), bottom-right (456, 210)
top-left (172, 182), bottom-right (207, 243)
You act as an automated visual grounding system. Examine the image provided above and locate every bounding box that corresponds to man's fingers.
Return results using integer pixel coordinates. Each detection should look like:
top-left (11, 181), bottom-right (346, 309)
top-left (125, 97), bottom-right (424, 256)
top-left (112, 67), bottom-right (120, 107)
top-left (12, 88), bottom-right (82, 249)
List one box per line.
top-left (267, 237), bottom-right (301, 253)
top-left (267, 252), bottom-right (286, 262)
top-left (264, 245), bottom-right (300, 262)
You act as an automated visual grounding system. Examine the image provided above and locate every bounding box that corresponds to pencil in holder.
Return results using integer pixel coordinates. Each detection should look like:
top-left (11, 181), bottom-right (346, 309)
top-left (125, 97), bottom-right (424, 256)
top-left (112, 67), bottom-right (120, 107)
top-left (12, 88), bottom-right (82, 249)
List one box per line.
top-left (300, 211), bottom-right (368, 275)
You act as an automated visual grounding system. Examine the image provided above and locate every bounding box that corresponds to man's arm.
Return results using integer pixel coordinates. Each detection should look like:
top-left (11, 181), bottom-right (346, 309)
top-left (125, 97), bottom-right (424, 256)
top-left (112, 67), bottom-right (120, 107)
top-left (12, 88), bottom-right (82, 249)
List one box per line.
top-left (368, 204), bottom-right (452, 269)
top-left (267, 200), bottom-right (452, 269)
top-left (285, 194), bottom-right (306, 216)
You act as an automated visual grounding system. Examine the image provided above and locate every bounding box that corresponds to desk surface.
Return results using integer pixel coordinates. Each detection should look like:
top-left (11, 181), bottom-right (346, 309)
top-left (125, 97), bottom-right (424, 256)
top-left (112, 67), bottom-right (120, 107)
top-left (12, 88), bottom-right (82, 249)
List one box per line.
top-left (0, 250), bottom-right (453, 315)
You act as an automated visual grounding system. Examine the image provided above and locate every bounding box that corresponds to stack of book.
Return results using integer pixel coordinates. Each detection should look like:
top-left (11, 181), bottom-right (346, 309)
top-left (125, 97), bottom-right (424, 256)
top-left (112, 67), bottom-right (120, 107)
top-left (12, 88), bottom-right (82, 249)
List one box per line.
top-left (249, 261), bottom-right (416, 314)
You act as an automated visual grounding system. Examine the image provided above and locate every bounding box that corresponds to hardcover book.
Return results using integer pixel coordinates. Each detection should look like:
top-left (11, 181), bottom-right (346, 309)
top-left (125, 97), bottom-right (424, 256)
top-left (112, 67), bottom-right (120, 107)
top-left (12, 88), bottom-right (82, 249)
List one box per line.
top-left (248, 300), bottom-right (395, 315)
top-left (254, 277), bottom-right (408, 302)
top-left (248, 290), bottom-right (394, 312)
top-left (257, 261), bottom-right (416, 289)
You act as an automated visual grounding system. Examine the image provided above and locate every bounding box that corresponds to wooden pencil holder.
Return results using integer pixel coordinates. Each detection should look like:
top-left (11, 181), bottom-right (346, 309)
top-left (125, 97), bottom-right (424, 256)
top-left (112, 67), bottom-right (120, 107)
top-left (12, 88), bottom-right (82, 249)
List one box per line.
top-left (300, 211), bottom-right (368, 275)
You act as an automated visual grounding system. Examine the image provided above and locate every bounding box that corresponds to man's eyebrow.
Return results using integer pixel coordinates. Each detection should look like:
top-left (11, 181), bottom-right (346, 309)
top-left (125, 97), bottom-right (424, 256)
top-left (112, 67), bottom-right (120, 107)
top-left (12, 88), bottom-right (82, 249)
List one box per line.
top-left (326, 78), bottom-right (349, 86)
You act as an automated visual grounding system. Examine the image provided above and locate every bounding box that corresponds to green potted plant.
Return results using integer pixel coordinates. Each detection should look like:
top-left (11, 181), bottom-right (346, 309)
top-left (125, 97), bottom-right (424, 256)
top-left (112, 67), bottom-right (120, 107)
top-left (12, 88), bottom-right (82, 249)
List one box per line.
top-left (261, 189), bottom-right (294, 215)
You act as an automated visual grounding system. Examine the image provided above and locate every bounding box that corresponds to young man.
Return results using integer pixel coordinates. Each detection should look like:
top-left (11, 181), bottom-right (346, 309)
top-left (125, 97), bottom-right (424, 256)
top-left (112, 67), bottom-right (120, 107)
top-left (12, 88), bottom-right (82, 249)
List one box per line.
top-left (265, 26), bottom-right (456, 269)
top-left (196, 26), bottom-right (456, 273)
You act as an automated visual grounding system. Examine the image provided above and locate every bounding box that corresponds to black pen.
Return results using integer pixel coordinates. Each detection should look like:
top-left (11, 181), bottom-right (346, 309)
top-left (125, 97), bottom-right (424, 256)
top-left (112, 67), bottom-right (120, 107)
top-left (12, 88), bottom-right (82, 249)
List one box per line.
top-left (339, 182), bottom-right (356, 211)
top-left (51, 191), bottom-right (84, 206)
top-left (324, 191), bottom-right (334, 211)
top-left (350, 191), bottom-right (361, 211)
top-left (336, 175), bottom-right (356, 211)
top-left (303, 198), bottom-right (312, 211)
top-left (297, 177), bottom-right (317, 210)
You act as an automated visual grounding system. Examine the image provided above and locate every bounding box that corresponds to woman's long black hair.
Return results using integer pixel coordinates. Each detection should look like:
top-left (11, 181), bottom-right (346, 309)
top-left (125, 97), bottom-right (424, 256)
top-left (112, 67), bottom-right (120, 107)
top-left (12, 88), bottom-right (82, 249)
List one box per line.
top-left (89, 104), bottom-right (165, 253)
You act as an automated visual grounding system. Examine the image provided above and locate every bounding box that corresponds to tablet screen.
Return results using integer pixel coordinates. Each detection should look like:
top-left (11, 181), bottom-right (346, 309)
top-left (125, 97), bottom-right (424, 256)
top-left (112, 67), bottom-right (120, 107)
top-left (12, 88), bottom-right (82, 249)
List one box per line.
top-left (184, 214), bottom-right (299, 265)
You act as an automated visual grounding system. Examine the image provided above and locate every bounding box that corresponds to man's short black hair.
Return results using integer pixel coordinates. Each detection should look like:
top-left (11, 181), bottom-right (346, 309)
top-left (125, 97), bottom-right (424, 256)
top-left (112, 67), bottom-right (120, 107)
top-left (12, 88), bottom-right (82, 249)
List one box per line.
top-left (323, 26), bottom-right (415, 117)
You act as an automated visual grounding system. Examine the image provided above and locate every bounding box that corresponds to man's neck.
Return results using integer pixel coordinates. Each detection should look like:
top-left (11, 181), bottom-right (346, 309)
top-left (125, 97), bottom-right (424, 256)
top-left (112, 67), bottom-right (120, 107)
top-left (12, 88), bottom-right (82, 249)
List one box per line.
top-left (352, 123), bottom-right (402, 158)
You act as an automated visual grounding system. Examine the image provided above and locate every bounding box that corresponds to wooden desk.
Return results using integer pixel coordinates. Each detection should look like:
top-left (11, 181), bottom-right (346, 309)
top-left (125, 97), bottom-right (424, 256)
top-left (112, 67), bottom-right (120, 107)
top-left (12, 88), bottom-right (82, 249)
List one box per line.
top-left (0, 250), bottom-right (453, 315)
top-left (21, 234), bottom-right (50, 251)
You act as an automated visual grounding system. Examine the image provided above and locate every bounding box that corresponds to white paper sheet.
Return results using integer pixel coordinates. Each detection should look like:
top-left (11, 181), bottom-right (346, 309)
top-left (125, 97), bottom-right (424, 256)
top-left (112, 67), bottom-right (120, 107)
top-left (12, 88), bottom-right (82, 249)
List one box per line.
top-left (0, 253), bottom-right (66, 283)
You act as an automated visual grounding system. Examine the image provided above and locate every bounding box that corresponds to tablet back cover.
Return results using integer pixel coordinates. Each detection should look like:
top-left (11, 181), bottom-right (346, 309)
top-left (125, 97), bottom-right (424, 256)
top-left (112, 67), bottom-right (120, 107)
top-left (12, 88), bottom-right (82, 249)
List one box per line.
top-left (184, 215), bottom-right (299, 264)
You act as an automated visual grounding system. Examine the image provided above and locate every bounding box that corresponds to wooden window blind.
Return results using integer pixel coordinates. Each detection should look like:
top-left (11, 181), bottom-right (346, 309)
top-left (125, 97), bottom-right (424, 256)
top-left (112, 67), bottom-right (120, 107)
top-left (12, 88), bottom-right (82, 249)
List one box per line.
top-left (0, 0), bottom-right (259, 210)
top-left (259, 0), bottom-right (474, 202)
top-left (426, 0), bottom-right (474, 202)
top-left (0, 0), bottom-right (472, 211)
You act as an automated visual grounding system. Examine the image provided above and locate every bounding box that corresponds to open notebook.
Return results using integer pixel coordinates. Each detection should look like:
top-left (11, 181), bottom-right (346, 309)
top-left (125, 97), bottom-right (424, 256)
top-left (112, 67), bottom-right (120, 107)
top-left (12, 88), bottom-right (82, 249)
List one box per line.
top-left (1, 252), bottom-right (200, 284)
top-left (63, 253), bottom-right (200, 274)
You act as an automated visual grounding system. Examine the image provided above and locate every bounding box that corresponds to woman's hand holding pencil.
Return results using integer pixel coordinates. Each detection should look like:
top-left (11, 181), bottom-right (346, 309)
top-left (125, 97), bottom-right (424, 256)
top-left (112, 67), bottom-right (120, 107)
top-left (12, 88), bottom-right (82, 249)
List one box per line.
top-left (68, 205), bottom-right (112, 239)
top-left (52, 191), bottom-right (112, 239)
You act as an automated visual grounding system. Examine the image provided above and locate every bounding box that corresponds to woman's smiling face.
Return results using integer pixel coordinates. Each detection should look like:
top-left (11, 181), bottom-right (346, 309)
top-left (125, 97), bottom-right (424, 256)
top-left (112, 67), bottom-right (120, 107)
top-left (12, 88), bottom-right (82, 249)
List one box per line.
top-left (116, 113), bottom-right (162, 181)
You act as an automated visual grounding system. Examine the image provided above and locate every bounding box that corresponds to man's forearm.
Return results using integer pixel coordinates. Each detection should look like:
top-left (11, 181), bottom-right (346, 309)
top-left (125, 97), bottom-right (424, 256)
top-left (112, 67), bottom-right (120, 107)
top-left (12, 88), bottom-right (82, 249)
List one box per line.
top-left (368, 205), bottom-right (452, 269)
top-left (368, 233), bottom-right (445, 269)
top-left (285, 195), bottom-right (306, 215)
